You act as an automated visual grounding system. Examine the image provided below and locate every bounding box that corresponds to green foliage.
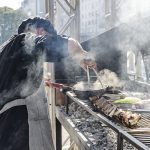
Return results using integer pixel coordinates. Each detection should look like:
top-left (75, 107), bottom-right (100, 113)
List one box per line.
top-left (0, 7), bottom-right (13, 13)
top-left (0, 7), bottom-right (28, 44)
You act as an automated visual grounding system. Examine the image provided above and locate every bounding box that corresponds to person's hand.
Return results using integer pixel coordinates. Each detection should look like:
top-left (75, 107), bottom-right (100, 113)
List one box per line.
top-left (35, 35), bottom-right (47, 49)
top-left (44, 73), bottom-right (52, 87)
top-left (45, 78), bottom-right (52, 87)
top-left (44, 77), bottom-right (63, 89)
top-left (80, 59), bottom-right (97, 71)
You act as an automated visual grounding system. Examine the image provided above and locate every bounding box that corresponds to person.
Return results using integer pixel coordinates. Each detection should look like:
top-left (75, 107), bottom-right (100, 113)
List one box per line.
top-left (18, 17), bottom-right (96, 70)
top-left (0, 17), bottom-right (96, 150)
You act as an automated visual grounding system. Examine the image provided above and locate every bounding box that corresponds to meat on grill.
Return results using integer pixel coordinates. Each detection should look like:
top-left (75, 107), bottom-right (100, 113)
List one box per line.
top-left (89, 96), bottom-right (141, 128)
top-left (113, 109), bottom-right (141, 128)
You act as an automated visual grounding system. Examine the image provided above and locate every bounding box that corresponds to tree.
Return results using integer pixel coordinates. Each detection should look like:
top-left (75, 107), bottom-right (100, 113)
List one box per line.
top-left (0, 7), bottom-right (28, 44)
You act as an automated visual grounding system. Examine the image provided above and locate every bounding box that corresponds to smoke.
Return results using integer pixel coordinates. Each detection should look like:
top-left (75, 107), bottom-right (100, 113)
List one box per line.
top-left (61, 1), bottom-right (150, 84)
top-left (0, 32), bottom-right (45, 109)
top-left (95, 69), bottom-right (123, 88)
top-left (116, 0), bottom-right (150, 49)
top-left (114, 0), bottom-right (150, 81)
top-left (20, 58), bottom-right (43, 97)
top-left (73, 81), bottom-right (103, 91)
top-left (71, 69), bottom-right (123, 90)
top-left (22, 32), bottom-right (37, 54)
top-left (20, 33), bottom-right (44, 97)
top-left (80, 1), bottom-right (150, 82)
top-left (116, 0), bottom-right (150, 23)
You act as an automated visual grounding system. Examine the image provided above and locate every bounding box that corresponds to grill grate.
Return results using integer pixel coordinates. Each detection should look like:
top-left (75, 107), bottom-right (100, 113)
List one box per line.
top-left (67, 92), bottom-right (150, 150)
top-left (128, 113), bottom-right (150, 148)
top-left (138, 113), bottom-right (150, 128)
top-left (129, 132), bottom-right (150, 148)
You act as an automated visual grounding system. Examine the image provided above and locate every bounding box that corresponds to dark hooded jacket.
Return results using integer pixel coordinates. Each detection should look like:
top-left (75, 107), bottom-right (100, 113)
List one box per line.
top-left (0, 29), bottom-right (68, 149)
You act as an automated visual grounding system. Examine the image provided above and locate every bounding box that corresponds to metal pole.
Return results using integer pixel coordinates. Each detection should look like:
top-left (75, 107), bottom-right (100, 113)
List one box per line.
top-left (46, 0), bottom-right (55, 24)
top-left (56, 0), bottom-right (70, 16)
top-left (56, 118), bottom-right (62, 150)
top-left (44, 62), bottom-right (56, 149)
top-left (58, 14), bottom-right (75, 34)
top-left (117, 133), bottom-right (123, 150)
top-left (54, 0), bottom-right (80, 40)
top-left (66, 96), bottom-right (69, 114)
top-left (44, 1), bottom-right (56, 148)
top-left (70, 0), bottom-right (80, 41)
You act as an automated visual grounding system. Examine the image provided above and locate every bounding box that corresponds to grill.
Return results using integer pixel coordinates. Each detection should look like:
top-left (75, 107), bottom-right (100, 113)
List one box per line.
top-left (138, 114), bottom-right (150, 128)
top-left (129, 113), bottom-right (150, 148)
top-left (65, 91), bottom-right (150, 150)
top-left (128, 129), bottom-right (150, 148)
top-left (131, 133), bottom-right (150, 147)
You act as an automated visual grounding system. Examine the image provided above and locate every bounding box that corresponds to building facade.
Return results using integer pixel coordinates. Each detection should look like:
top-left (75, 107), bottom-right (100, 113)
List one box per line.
top-left (80, 0), bottom-right (105, 41)
top-left (21, 0), bottom-right (150, 42)
top-left (21, 0), bottom-right (46, 17)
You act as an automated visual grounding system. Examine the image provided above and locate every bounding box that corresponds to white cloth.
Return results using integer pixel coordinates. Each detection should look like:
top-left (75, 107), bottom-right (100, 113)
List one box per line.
top-left (25, 83), bottom-right (55, 150)
top-left (0, 82), bottom-right (54, 150)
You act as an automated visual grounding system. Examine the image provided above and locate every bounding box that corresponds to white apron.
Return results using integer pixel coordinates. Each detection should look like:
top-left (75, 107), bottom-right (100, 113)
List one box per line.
top-left (0, 82), bottom-right (54, 150)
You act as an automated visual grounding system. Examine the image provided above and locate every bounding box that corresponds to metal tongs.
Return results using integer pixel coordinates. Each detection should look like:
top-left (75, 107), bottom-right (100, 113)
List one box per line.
top-left (86, 66), bottom-right (104, 88)
top-left (93, 68), bottom-right (104, 88)
top-left (87, 66), bottom-right (90, 86)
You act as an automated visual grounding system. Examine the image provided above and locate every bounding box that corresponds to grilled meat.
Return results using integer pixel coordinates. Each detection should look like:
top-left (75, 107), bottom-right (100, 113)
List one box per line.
top-left (113, 109), bottom-right (141, 128)
top-left (90, 95), bottom-right (141, 128)
top-left (108, 105), bottom-right (117, 117)
top-left (95, 99), bottom-right (103, 108)
top-left (105, 104), bottom-right (116, 114)
top-left (102, 103), bottom-right (112, 112)
top-left (89, 96), bottom-right (99, 103)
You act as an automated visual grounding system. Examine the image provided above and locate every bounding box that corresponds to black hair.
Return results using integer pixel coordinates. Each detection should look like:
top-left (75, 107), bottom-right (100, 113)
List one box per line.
top-left (18, 18), bottom-right (33, 34)
top-left (18, 17), bottom-right (57, 35)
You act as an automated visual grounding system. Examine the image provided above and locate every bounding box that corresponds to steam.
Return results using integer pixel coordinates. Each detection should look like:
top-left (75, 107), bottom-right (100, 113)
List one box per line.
top-left (60, 1), bottom-right (150, 89)
top-left (72, 69), bottom-right (123, 91)
top-left (20, 33), bottom-right (44, 97)
top-left (23, 32), bottom-right (37, 54)
top-left (116, 0), bottom-right (150, 49)
top-left (115, 1), bottom-right (150, 81)
top-left (73, 81), bottom-right (103, 91)
top-left (20, 56), bottom-right (43, 97)
top-left (95, 69), bottom-right (123, 88)
top-left (116, 0), bottom-right (150, 23)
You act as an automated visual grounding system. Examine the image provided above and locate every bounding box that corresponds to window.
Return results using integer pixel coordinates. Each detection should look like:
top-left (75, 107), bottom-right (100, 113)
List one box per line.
top-left (105, 0), bottom-right (111, 15)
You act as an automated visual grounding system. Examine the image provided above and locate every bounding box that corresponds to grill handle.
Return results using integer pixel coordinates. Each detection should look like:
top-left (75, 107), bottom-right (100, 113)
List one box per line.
top-left (45, 80), bottom-right (64, 89)
top-left (45, 81), bottom-right (72, 94)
